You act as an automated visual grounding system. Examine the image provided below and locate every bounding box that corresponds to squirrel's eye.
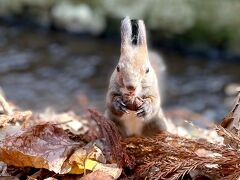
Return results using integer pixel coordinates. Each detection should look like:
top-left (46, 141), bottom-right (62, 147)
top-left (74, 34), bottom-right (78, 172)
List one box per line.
top-left (116, 66), bottom-right (120, 72)
top-left (146, 67), bottom-right (149, 74)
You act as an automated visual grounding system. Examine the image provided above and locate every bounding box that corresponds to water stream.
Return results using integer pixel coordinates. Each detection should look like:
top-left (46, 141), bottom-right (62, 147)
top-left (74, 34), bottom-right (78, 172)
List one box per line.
top-left (0, 24), bottom-right (239, 122)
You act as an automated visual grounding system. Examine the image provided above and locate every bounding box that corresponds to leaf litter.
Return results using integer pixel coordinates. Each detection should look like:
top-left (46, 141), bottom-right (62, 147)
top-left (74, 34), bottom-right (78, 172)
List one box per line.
top-left (0, 93), bottom-right (240, 179)
top-left (0, 123), bottom-right (80, 174)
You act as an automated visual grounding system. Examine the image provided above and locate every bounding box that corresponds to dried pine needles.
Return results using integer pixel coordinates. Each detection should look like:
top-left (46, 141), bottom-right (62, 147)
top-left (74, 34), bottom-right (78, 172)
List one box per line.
top-left (90, 93), bottom-right (240, 179)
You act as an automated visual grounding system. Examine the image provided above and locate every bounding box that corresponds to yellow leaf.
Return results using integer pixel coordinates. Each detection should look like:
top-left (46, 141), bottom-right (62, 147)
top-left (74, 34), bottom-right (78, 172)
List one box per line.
top-left (84, 159), bottom-right (98, 170)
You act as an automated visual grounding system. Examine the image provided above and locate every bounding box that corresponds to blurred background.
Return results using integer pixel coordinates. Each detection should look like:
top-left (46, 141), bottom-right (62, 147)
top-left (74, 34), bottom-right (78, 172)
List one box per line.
top-left (0, 0), bottom-right (239, 122)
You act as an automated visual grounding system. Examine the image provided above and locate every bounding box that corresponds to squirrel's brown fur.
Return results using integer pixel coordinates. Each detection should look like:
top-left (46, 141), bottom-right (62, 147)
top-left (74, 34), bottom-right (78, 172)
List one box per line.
top-left (105, 17), bottom-right (173, 136)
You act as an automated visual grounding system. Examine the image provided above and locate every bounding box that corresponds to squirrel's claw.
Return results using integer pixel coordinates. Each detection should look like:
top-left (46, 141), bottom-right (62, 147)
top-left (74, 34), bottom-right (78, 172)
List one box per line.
top-left (136, 100), bottom-right (151, 117)
top-left (136, 108), bottom-right (145, 117)
top-left (112, 96), bottom-right (129, 114)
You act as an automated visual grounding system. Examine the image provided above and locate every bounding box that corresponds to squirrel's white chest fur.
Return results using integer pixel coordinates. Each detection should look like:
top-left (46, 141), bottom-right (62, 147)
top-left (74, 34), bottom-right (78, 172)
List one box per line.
top-left (120, 110), bottom-right (144, 136)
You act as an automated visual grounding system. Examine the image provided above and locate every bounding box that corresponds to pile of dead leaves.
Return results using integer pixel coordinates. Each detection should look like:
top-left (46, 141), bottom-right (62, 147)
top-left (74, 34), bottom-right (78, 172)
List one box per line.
top-left (0, 93), bottom-right (240, 179)
top-left (0, 97), bottom-right (123, 179)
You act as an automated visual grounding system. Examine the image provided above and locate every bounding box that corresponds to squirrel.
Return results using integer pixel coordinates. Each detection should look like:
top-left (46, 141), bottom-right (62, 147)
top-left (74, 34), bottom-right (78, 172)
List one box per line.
top-left (105, 17), bottom-right (174, 137)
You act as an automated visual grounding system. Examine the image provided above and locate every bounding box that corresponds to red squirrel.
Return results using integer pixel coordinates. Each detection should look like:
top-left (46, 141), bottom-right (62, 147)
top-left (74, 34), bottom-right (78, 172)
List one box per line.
top-left (105, 17), bottom-right (173, 136)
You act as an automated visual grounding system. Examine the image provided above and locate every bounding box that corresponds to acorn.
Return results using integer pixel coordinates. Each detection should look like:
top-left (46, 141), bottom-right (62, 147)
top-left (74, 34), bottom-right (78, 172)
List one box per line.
top-left (123, 95), bottom-right (143, 111)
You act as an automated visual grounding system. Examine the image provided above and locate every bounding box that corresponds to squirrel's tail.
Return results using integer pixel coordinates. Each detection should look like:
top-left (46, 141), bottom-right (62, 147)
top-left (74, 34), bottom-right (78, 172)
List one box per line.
top-left (157, 109), bottom-right (177, 134)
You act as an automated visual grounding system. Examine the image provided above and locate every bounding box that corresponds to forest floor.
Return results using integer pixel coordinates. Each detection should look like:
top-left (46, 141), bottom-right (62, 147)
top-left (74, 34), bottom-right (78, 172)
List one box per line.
top-left (0, 92), bottom-right (240, 180)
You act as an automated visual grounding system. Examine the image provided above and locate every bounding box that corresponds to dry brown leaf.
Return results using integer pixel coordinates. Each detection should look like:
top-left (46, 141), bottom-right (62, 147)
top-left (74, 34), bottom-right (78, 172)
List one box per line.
top-left (0, 125), bottom-right (21, 141)
top-left (28, 109), bottom-right (93, 136)
top-left (0, 111), bottom-right (32, 127)
top-left (67, 143), bottom-right (122, 179)
top-left (69, 158), bottom-right (121, 179)
top-left (0, 94), bottom-right (31, 127)
top-left (80, 170), bottom-right (114, 180)
top-left (87, 161), bottom-right (121, 179)
top-left (0, 123), bottom-right (81, 174)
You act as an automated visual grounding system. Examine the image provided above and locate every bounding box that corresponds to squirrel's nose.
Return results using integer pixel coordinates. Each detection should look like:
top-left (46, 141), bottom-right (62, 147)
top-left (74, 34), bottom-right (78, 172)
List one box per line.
top-left (126, 85), bottom-right (136, 91)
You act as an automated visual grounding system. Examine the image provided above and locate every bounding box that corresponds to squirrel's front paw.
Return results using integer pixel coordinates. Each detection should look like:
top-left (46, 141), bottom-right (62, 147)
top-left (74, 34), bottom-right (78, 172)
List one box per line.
top-left (112, 96), bottom-right (128, 115)
top-left (136, 100), bottom-right (152, 117)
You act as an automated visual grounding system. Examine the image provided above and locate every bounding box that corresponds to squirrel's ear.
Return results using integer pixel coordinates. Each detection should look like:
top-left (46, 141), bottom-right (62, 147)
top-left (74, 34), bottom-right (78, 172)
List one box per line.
top-left (120, 17), bottom-right (148, 54)
top-left (138, 20), bottom-right (147, 46)
top-left (121, 16), bottom-right (132, 48)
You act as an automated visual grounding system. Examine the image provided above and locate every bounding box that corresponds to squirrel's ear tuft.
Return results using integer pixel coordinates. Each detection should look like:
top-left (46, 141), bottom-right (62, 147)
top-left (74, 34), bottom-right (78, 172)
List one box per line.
top-left (120, 17), bottom-right (148, 52)
top-left (121, 16), bottom-right (132, 47)
top-left (130, 19), bottom-right (139, 45)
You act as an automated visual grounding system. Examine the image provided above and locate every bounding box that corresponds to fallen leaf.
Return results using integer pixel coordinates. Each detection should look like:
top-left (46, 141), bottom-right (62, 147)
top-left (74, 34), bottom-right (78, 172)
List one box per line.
top-left (68, 143), bottom-right (122, 179)
top-left (0, 111), bottom-right (32, 127)
top-left (0, 123), bottom-right (80, 174)
top-left (34, 109), bottom-right (89, 135)
top-left (80, 170), bottom-right (114, 180)
top-left (0, 125), bottom-right (21, 141)
top-left (70, 159), bottom-right (121, 179)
